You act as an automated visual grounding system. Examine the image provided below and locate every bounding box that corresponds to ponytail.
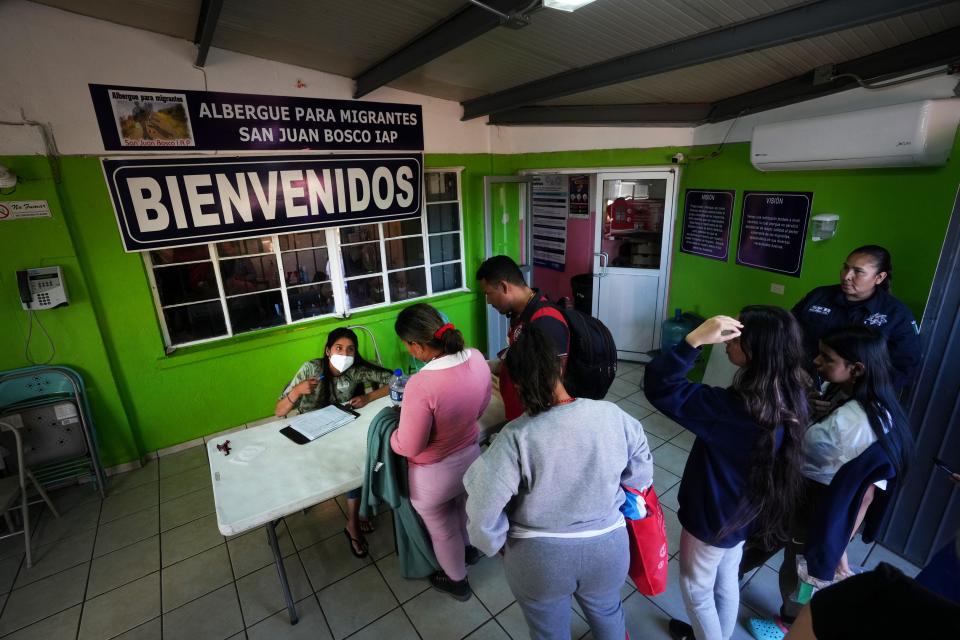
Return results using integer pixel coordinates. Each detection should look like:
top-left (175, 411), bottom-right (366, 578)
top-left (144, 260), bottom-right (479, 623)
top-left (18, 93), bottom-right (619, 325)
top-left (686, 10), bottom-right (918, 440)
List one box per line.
top-left (850, 245), bottom-right (893, 291)
top-left (395, 303), bottom-right (465, 355)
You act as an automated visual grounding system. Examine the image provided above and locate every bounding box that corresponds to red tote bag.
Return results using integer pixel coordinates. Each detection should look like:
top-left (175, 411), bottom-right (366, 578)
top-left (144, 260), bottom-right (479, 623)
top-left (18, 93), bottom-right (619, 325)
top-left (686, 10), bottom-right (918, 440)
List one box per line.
top-left (623, 485), bottom-right (669, 596)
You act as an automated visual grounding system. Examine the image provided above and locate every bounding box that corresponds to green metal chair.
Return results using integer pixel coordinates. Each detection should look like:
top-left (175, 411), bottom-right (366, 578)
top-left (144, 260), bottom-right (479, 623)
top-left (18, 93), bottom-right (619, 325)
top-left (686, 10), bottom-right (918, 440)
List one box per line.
top-left (0, 366), bottom-right (108, 498)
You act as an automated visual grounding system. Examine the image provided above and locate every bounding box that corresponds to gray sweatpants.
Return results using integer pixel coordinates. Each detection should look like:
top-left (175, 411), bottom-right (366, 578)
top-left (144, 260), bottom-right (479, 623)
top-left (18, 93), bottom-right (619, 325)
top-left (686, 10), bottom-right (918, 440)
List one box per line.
top-left (503, 528), bottom-right (629, 640)
top-left (678, 528), bottom-right (745, 640)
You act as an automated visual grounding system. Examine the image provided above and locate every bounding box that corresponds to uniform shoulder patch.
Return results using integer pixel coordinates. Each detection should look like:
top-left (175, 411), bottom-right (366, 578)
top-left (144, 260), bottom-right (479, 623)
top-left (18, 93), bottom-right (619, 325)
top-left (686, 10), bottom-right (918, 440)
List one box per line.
top-left (864, 313), bottom-right (889, 327)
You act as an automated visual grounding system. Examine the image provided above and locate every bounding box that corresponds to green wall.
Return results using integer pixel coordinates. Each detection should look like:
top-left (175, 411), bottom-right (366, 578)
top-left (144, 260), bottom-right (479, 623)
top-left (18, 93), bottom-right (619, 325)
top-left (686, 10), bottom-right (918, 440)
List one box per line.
top-left (0, 156), bottom-right (139, 466)
top-left (55, 154), bottom-right (499, 458)
top-left (2, 135), bottom-right (958, 467)
top-left (670, 138), bottom-right (960, 319)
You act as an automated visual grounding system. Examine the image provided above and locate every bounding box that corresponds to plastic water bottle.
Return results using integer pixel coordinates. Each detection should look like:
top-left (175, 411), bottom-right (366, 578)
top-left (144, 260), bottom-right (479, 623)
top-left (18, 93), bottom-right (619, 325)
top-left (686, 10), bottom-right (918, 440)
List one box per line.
top-left (389, 368), bottom-right (408, 406)
top-left (661, 308), bottom-right (688, 352)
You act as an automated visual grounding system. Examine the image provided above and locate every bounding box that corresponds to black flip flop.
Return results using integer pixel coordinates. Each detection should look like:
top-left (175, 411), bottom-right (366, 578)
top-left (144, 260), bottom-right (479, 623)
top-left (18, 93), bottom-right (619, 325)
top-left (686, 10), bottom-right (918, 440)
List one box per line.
top-left (344, 528), bottom-right (369, 558)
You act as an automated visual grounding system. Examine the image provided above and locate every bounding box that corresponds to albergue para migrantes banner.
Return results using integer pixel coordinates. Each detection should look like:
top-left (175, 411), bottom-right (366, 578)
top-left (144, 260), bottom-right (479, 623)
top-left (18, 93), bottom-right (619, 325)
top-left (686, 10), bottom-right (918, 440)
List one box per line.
top-left (102, 154), bottom-right (423, 252)
top-left (89, 84), bottom-right (424, 152)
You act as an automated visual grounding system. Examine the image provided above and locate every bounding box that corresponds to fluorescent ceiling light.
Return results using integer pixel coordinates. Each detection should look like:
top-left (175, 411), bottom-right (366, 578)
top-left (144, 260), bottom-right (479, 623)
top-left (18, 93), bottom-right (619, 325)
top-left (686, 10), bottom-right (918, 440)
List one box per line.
top-left (0, 165), bottom-right (17, 189)
top-left (543, 0), bottom-right (598, 12)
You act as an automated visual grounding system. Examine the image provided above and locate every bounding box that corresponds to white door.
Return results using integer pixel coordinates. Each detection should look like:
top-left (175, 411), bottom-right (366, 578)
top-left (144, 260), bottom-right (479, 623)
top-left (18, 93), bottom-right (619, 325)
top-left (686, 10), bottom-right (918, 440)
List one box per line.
top-left (592, 171), bottom-right (678, 361)
top-left (483, 176), bottom-right (533, 359)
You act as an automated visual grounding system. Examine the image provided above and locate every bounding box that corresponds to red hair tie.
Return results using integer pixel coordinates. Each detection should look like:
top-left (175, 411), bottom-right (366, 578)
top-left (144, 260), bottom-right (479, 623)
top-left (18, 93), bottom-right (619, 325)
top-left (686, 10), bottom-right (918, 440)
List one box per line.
top-left (434, 323), bottom-right (455, 340)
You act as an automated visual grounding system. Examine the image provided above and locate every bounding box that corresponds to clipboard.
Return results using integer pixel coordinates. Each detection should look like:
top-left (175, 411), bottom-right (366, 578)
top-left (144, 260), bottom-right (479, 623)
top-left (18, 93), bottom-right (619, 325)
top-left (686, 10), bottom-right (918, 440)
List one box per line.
top-left (279, 426), bottom-right (311, 445)
top-left (334, 403), bottom-right (361, 417)
top-left (279, 403), bottom-right (361, 445)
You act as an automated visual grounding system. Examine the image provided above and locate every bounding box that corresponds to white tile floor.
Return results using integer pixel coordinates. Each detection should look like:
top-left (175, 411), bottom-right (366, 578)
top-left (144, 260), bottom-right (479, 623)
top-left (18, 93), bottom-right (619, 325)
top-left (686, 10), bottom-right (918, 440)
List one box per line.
top-left (0, 361), bottom-right (922, 639)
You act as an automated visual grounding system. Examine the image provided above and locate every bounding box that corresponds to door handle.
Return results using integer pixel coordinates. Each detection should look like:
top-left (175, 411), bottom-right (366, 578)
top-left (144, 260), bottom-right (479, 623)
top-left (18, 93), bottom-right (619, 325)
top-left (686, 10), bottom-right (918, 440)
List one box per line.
top-left (593, 252), bottom-right (604, 277)
top-left (598, 252), bottom-right (609, 276)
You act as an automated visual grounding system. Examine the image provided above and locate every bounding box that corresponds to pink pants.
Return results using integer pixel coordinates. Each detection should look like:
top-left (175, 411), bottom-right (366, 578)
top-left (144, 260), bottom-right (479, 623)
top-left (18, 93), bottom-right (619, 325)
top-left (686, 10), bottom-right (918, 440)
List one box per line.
top-left (408, 443), bottom-right (480, 581)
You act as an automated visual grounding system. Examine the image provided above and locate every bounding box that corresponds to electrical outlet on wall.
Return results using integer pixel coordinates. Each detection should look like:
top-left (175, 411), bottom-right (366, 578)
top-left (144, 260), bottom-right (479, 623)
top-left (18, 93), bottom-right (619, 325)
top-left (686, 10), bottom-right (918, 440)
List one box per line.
top-left (770, 283), bottom-right (785, 295)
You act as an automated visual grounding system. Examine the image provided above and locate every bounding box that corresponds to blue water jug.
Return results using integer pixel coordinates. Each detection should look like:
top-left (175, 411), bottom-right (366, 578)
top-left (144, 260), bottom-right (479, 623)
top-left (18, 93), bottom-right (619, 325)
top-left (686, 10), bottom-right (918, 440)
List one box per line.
top-left (661, 308), bottom-right (689, 352)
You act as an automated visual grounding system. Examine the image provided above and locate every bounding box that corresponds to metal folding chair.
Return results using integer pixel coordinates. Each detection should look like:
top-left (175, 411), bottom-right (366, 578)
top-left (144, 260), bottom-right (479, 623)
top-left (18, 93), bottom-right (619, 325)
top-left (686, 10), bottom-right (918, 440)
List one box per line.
top-left (0, 366), bottom-right (108, 498)
top-left (0, 420), bottom-right (60, 568)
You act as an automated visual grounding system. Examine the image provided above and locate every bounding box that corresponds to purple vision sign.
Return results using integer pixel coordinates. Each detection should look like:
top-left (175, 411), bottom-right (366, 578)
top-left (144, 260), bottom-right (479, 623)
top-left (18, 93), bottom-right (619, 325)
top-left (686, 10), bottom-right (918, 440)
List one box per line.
top-left (89, 84), bottom-right (423, 152)
top-left (680, 189), bottom-right (735, 261)
top-left (736, 191), bottom-right (813, 277)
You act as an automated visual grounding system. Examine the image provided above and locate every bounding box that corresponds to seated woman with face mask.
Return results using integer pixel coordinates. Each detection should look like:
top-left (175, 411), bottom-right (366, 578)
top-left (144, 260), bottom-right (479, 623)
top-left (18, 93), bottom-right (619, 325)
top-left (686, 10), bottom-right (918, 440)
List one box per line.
top-left (275, 327), bottom-right (394, 558)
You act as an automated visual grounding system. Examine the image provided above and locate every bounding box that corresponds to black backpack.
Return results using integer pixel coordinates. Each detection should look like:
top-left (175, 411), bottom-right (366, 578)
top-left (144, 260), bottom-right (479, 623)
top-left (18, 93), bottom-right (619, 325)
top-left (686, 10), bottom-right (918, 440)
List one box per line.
top-left (530, 303), bottom-right (618, 400)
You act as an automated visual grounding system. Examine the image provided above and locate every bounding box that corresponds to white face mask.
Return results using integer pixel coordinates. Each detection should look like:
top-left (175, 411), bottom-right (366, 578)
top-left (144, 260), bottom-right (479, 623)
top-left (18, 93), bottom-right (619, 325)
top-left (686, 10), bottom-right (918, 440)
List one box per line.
top-left (329, 354), bottom-right (354, 373)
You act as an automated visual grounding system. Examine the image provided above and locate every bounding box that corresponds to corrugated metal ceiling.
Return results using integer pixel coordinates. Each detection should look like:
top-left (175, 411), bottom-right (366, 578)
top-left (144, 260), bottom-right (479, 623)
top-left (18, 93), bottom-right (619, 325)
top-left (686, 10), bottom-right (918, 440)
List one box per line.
top-left (402, 0), bottom-right (811, 101)
top-left (29, 0), bottom-right (960, 116)
top-left (212, 0), bottom-right (467, 81)
top-left (540, 4), bottom-right (960, 105)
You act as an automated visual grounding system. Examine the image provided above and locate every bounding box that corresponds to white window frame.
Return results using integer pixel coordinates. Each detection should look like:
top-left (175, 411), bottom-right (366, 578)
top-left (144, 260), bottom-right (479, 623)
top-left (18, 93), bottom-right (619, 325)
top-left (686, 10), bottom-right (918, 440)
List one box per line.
top-left (144, 168), bottom-right (467, 350)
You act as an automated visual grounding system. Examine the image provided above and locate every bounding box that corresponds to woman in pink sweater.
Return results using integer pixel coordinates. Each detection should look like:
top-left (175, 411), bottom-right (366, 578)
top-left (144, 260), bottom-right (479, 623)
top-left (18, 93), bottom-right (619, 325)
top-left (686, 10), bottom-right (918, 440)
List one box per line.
top-left (391, 303), bottom-right (493, 601)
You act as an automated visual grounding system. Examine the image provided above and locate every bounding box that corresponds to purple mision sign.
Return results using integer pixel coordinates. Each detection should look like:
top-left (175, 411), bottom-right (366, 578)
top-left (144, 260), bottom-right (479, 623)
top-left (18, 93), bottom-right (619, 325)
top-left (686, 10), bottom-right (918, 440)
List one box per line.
top-left (680, 189), bottom-right (735, 261)
top-left (736, 191), bottom-right (813, 277)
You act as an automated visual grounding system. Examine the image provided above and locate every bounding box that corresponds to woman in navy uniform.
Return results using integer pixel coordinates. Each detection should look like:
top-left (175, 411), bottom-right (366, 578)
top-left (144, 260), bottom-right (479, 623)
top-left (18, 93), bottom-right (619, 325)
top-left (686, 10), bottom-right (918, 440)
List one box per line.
top-left (792, 245), bottom-right (920, 390)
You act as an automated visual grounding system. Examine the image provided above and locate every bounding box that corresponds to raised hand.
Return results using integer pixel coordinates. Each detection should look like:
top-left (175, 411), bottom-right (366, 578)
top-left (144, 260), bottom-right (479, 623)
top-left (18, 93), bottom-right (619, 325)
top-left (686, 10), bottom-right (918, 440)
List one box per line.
top-left (684, 315), bottom-right (743, 348)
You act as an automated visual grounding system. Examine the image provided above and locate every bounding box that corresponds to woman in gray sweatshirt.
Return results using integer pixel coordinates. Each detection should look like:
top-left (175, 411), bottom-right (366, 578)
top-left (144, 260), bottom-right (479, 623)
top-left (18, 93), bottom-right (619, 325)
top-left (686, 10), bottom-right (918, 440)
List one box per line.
top-left (464, 324), bottom-right (654, 640)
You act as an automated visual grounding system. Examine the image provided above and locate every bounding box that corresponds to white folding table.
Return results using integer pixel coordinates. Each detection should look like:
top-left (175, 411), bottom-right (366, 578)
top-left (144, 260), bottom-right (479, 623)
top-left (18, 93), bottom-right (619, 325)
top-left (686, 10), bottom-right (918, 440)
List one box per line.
top-left (208, 389), bottom-right (505, 624)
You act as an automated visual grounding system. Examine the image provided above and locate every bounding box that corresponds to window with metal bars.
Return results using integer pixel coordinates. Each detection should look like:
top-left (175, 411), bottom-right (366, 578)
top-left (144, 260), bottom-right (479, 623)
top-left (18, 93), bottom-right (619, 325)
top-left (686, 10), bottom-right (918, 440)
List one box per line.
top-left (144, 169), bottom-right (466, 349)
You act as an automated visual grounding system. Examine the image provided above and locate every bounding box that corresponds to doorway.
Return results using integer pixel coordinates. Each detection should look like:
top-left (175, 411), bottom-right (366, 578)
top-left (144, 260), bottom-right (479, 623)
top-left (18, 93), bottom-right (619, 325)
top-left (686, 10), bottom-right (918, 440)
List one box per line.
top-left (482, 168), bottom-right (678, 364)
top-left (482, 176), bottom-right (532, 359)
top-left (592, 170), bottom-right (678, 361)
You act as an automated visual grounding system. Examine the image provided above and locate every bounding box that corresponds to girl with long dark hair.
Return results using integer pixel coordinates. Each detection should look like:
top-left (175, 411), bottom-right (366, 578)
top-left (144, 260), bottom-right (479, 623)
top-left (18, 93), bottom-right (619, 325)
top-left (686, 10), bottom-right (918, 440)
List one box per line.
top-left (742, 325), bottom-right (914, 632)
top-left (644, 306), bottom-right (809, 640)
top-left (391, 304), bottom-right (492, 601)
top-left (275, 327), bottom-right (393, 557)
top-left (465, 324), bottom-right (653, 639)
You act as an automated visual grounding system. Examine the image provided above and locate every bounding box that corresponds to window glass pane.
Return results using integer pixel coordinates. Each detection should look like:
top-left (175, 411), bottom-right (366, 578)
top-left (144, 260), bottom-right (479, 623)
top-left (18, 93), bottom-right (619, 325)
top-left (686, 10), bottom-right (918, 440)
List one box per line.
top-left (280, 231), bottom-right (326, 251)
top-left (150, 245), bottom-right (210, 265)
top-left (217, 236), bottom-right (275, 256)
top-left (163, 301), bottom-right (227, 345)
top-left (341, 243), bottom-right (382, 278)
top-left (385, 237), bottom-right (424, 270)
top-left (339, 224), bottom-right (380, 244)
top-left (226, 290), bottom-right (285, 333)
top-left (431, 263), bottom-right (463, 293)
top-left (154, 262), bottom-right (218, 305)
top-left (383, 218), bottom-right (422, 238)
top-left (425, 172), bottom-right (457, 202)
top-left (428, 233), bottom-right (461, 264)
top-left (345, 275), bottom-right (385, 309)
top-left (282, 248), bottom-right (330, 285)
top-left (427, 203), bottom-right (460, 233)
top-left (219, 254), bottom-right (280, 296)
top-left (388, 268), bottom-right (427, 302)
top-left (288, 283), bottom-right (335, 320)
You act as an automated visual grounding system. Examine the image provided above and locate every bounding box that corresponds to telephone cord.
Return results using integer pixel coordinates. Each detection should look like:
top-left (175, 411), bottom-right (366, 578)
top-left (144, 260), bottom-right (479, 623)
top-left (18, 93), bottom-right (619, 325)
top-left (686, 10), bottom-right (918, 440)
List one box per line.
top-left (24, 310), bottom-right (56, 365)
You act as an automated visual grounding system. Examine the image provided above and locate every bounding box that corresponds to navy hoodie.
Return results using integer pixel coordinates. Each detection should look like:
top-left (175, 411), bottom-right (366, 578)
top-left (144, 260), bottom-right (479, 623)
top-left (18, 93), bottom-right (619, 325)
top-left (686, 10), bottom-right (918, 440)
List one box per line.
top-left (804, 440), bottom-right (897, 581)
top-left (792, 285), bottom-right (920, 389)
top-left (644, 341), bottom-right (782, 548)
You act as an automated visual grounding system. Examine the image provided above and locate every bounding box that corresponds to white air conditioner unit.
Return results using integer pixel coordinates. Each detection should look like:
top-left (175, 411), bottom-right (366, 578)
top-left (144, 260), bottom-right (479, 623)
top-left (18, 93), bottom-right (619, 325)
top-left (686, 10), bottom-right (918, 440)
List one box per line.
top-left (751, 99), bottom-right (960, 171)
